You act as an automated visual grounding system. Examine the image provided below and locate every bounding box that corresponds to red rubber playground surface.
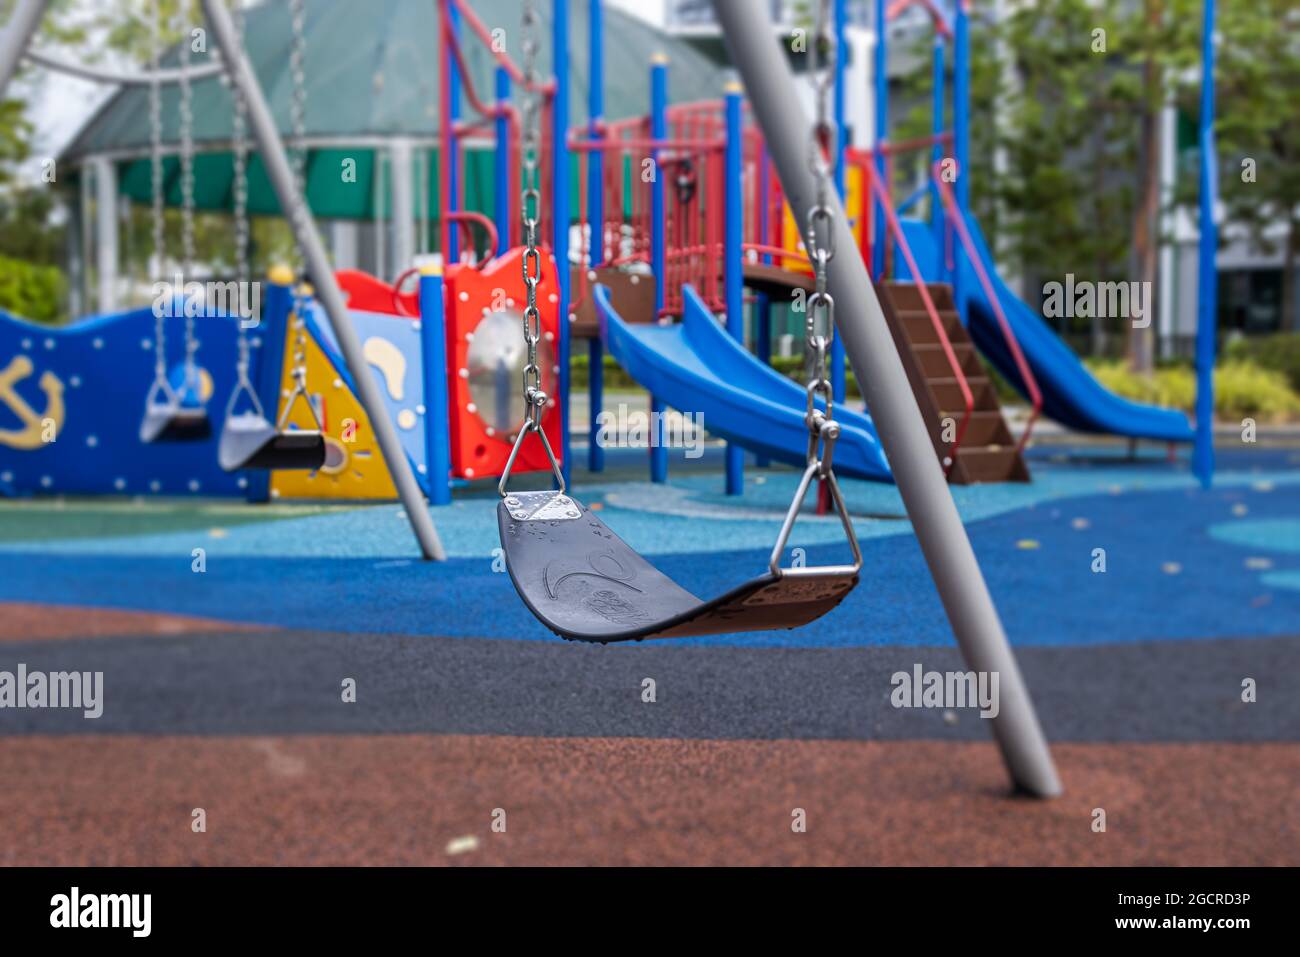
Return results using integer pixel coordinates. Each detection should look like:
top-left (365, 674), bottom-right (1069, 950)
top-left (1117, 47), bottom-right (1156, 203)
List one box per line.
top-left (1, 441), bottom-right (1298, 866)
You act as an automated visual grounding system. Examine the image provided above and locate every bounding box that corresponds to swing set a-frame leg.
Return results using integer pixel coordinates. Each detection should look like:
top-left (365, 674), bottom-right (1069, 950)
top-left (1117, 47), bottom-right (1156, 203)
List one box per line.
top-left (200, 0), bottom-right (445, 561)
top-left (713, 0), bottom-right (1060, 798)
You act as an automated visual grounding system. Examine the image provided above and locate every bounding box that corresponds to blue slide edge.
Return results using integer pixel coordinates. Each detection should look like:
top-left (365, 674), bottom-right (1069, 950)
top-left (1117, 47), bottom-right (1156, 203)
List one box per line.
top-left (596, 283), bottom-right (893, 482)
top-left (900, 217), bottom-right (1194, 443)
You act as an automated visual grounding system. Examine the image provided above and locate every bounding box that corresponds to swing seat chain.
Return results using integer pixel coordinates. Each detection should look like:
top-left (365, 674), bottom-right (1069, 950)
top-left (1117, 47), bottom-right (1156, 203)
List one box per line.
top-left (499, 0), bottom-right (564, 499)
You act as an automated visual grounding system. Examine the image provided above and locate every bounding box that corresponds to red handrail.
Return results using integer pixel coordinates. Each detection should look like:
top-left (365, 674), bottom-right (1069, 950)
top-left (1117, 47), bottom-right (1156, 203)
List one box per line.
top-left (931, 164), bottom-right (1042, 454)
top-left (742, 243), bottom-right (809, 264)
top-left (390, 267), bottom-right (422, 317)
top-left (449, 0), bottom-right (555, 95)
top-left (886, 0), bottom-right (953, 39)
top-left (865, 164), bottom-right (974, 477)
top-left (445, 211), bottom-right (500, 266)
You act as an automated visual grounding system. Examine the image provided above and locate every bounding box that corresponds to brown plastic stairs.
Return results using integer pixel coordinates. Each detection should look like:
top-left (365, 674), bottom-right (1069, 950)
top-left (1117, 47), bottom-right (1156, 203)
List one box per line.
top-left (877, 281), bottom-right (1029, 484)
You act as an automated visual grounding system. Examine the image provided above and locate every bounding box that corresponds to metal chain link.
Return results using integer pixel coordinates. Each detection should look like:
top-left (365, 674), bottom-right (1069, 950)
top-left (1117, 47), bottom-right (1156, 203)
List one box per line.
top-left (286, 0), bottom-right (315, 414)
top-left (231, 2), bottom-right (249, 288)
top-left (230, 0), bottom-right (254, 395)
top-left (498, 0), bottom-right (564, 496)
top-left (803, 0), bottom-right (839, 471)
top-left (518, 0), bottom-right (544, 433)
top-left (288, 0), bottom-right (307, 204)
top-left (764, 0), bottom-right (861, 578)
top-left (176, 3), bottom-right (199, 393)
top-left (148, 0), bottom-right (168, 391)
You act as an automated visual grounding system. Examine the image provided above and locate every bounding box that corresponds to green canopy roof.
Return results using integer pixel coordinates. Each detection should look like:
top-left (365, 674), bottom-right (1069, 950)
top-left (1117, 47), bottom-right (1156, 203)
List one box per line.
top-left (61, 0), bottom-right (728, 220)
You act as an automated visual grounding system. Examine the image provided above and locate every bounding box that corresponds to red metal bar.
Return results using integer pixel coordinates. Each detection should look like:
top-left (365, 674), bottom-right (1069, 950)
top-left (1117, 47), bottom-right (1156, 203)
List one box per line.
top-left (440, 8), bottom-right (517, 126)
top-left (743, 242), bottom-right (808, 264)
top-left (445, 211), bottom-right (499, 266)
top-left (931, 163), bottom-right (1042, 454)
top-left (886, 0), bottom-right (953, 39)
top-left (846, 133), bottom-right (952, 161)
top-left (866, 164), bottom-right (973, 477)
top-left (438, 0), bottom-right (452, 267)
top-left (571, 147), bottom-right (590, 313)
top-left (540, 91), bottom-right (552, 244)
top-left (568, 137), bottom-right (722, 152)
top-left (449, 0), bottom-right (554, 94)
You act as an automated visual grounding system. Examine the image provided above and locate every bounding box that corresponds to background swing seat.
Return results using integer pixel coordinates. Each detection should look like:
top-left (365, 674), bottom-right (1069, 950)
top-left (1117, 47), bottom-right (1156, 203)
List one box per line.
top-left (139, 403), bottom-right (211, 444)
top-left (498, 490), bottom-right (857, 642)
top-left (218, 411), bottom-right (326, 471)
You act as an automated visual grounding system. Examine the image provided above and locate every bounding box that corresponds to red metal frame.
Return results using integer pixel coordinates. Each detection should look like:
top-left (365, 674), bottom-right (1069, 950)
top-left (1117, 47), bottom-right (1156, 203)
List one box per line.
top-left (886, 0), bottom-right (953, 39)
top-left (931, 164), bottom-right (1042, 454)
top-left (864, 163), bottom-right (974, 476)
top-left (557, 96), bottom-right (1035, 477)
top-left (443, 248), bottom-right (563, 481)
top-left (438, 0), bottom-right (556, 267)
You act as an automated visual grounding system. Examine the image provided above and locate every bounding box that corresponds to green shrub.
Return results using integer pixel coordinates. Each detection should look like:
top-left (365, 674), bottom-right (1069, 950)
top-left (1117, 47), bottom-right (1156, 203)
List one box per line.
top-left (769, 353), bottom-right (864, 399)
top-left (1225, 333), bottom-right (1300, 393)
top-left (568, 352), bottom-right (639, 391)
top-left (1086, 358), bottom-right (1300, 422)
top-left (0, 253), bottom-right (65, 324)
top-left (570, 341), bottom-right (1300, 423)
top-left (1214, 360), bottom-right (1300, 421)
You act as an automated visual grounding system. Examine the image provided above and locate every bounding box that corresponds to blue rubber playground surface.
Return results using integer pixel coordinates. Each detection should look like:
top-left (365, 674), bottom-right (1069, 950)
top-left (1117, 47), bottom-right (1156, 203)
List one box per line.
top-left (1, 442), bottom-right (1297, 648)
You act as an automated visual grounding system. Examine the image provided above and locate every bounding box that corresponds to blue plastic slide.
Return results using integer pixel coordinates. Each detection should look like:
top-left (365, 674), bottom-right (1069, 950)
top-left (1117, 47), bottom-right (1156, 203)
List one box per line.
top-left (596, 283), bottom-right (893, 482)
top-left (901, 217), bottom-right (1194, 442)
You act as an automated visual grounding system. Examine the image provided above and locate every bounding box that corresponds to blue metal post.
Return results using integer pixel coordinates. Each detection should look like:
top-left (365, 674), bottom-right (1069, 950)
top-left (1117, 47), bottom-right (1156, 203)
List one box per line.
top-left (1193, 0), bottom-right (1217, 488)
top-left (552, 0), bottom-right (572, 488)
top-left (831, 0), bottom-right (848, 402)
top-left (587, 0), bottom-right (606, 473)
top-left (648, 54), bottom-right (668, 483)
top-left (954, 1), bottom-right (970, 214)
top-left (493, 67), bottom-right (511, 257)
top-left (447, 3), bottom-right (461, 264)
top-left (953, 2), bottom-right (970, 325)
top-left (931, 35), bottom-right (946, 283)
top-left (872, 0), bottom-right (887, 280)
top-left (724, 84), bottom-right (745, 496)
top-left (756, 143), bottom-right (772, 468)
top-left (419, 266), bottom-right (453, 505)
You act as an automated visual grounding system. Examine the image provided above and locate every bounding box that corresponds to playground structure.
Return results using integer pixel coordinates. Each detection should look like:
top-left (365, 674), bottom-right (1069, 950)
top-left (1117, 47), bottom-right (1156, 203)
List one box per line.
top-left (0, 0), bottom-right (1218, 506)
top-left (0, 0), bottom-right (1230, 797)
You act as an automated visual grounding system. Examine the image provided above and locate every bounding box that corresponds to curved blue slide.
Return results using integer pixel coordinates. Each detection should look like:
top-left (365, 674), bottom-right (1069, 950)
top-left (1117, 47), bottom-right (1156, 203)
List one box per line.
top-left (596, 283), bottom-right (893, 482)
top-left (901, 218), bottom-right (1194, 442)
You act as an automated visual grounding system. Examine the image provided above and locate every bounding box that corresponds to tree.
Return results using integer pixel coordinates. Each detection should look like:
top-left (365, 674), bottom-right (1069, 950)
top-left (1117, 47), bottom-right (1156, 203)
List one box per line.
top-left (898, 0), bottom-right (1146, 354)
top-left (1206, 0), bottom-right (1300, 332)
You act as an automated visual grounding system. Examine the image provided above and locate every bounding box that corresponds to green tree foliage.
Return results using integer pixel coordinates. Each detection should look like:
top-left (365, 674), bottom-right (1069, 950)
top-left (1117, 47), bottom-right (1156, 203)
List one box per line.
top-left (896, 0), bottom-right (1296, 352)
top-left (1207, 0), bottom-right (1300, 331)
top-left (0, 253), bottom-right (66, 324)
top-left (0, 188), bottom-right (63, 264)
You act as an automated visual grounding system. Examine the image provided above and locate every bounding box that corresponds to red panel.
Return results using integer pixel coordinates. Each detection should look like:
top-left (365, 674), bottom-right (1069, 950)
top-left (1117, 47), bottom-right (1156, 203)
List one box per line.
top-left (335, 269), bottom-right (419, 317)
top-left (443, 248), bottom-right (563, 482)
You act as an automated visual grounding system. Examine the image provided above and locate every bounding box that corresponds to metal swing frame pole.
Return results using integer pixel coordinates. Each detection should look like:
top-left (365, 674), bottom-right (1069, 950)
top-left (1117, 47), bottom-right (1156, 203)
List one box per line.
top-left (200, 0), bottom-right (446, 561)
top-left (0, 0), bottom-right (45, 94)
top-left (713, 0), bottom-right (1060, 798)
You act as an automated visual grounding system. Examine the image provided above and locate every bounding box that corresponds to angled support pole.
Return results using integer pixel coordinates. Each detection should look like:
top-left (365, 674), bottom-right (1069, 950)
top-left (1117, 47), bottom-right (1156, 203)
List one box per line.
top-left (713, 0), bottom-right (1060, 797)
top-left (0, 0), bottom-right (47, 94)
top-left (200, 0), bottom-right (446, 560)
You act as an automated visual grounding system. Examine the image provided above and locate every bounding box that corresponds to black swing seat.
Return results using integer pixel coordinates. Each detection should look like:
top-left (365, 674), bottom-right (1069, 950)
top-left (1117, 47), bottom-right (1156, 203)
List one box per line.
top-left (139, 403), bottom-right (211, 444)
top-left (218, 411), bottom-right (326, 471)
top-left (498, 491), bottom-right (857, 642)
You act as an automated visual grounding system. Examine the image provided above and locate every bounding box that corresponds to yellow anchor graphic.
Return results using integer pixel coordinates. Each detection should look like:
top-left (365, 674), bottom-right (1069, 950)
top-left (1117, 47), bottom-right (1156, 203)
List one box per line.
top-left (0, 354), bottom-right (66, 450)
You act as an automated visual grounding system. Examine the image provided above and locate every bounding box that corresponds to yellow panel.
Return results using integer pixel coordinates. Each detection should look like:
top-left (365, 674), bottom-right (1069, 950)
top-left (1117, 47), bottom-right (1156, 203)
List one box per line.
top-left (780, 164), bottom-right (866, 273)
top-left (268, 318), bottom-right (397, 501)
top-left (845, 163), bottom-right (865, 249)
top-left (780, 202), bottom-right (812, 275)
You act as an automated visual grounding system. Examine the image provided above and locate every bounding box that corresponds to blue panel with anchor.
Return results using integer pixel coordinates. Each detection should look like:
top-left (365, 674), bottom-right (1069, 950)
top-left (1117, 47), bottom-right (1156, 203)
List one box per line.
top-left (0, 286), bottom-right (290, 498)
